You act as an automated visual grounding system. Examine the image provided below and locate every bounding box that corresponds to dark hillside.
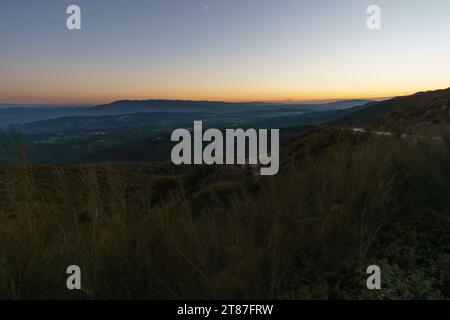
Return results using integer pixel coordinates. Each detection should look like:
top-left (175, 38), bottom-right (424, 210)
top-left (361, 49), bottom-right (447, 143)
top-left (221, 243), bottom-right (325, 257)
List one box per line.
top-left (332, 87), bottom-right (450, 129)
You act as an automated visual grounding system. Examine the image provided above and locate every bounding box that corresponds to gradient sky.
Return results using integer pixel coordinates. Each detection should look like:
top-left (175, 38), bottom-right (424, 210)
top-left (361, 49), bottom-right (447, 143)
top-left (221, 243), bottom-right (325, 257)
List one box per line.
top-left (1, 0), bottom-right (450, 104)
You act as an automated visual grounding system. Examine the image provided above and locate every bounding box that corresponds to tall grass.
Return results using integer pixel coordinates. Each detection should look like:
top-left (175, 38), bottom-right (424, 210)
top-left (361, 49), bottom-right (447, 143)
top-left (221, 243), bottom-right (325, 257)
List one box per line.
top-left (0, 131), bottom-right (449, 299)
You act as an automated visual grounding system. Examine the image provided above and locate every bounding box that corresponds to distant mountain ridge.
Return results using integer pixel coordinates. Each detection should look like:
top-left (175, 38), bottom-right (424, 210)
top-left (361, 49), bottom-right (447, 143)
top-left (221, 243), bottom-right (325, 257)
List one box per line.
top-left (0, 104), bottom-right (92, 109)
top-left (3, 87), bottom-right (450, 164)
top-left (94, 99), bottom-right (372, 114)
top-left (0, 99), bottom-right (371, 127)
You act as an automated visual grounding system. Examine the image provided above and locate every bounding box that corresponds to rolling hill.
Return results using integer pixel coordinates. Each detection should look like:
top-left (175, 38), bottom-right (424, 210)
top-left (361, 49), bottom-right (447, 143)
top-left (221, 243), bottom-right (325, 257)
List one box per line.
top-left (332, 87), bottom-right (450, 131)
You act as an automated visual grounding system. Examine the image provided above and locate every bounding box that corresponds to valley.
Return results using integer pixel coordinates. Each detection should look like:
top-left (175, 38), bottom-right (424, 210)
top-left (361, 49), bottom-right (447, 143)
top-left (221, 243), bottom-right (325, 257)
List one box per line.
top-left (0, 88), bottom-right (449, 299)
top-left (0, 99), bottom-right (370, 163)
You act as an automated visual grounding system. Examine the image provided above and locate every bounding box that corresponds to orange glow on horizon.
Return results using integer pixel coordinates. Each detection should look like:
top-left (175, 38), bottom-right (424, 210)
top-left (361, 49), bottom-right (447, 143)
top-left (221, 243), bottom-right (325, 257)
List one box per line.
top-left (1, 85), bottom-right (448, 105)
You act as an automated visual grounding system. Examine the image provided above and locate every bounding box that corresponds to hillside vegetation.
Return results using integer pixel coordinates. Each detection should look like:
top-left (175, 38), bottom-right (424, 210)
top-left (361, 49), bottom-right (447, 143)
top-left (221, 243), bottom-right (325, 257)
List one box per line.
top-left (333, 87), bottom-right (450, 132)
top-left (0, 128), bottom-right (449, 299)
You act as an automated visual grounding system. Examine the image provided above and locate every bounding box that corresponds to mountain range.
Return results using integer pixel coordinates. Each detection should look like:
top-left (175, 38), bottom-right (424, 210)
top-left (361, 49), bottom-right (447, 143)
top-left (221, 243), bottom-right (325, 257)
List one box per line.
top-left (0, 99), bottom-right (370, 128)
top-left (1, 87), bottom-right (449, 163)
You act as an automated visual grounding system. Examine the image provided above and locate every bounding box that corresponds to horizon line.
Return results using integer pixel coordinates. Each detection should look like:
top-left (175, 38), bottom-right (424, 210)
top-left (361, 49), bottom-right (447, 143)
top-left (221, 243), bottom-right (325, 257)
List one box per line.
top-left (0, 96), bottom-right (392, 106)
top-left (5, 84), bottom-right (450, 106)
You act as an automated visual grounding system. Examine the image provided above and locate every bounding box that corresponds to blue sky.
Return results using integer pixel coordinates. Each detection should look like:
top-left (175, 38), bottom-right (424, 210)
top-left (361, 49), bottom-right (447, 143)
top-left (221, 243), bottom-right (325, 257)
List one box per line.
top-left (1, 0), bottom-right (450, 103)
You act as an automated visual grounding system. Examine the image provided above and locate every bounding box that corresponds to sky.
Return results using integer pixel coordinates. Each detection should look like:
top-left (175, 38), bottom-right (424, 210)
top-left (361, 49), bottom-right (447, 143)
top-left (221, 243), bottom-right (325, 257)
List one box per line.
top-left (1, 0), bottom-right (450, 104)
